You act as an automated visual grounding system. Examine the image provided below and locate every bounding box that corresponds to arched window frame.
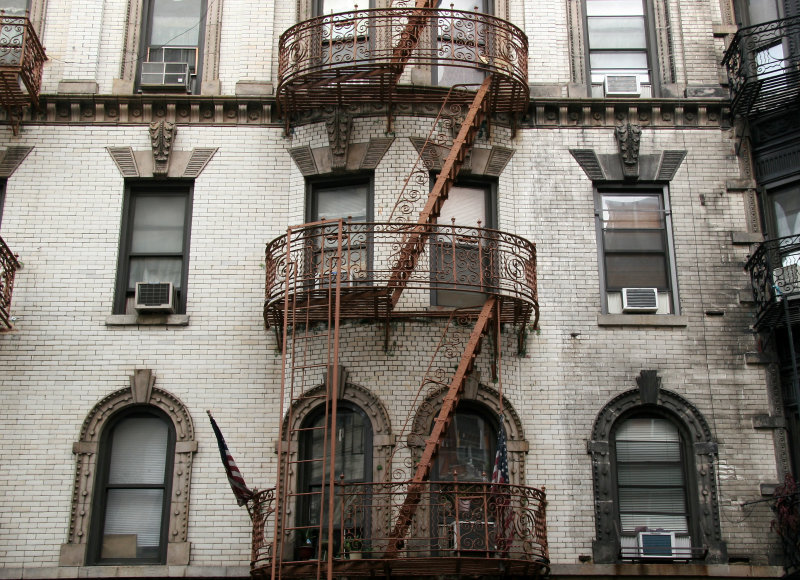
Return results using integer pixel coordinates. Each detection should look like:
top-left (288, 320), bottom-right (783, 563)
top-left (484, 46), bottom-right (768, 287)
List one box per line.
top-left (588, 376), bottom-right (727, 564)
top-left (279, 381), bottom-right (394, 560)
top-left (60, 371), bottom-right (196, 567)
top-left (87, 406), bottom-right (176, 565)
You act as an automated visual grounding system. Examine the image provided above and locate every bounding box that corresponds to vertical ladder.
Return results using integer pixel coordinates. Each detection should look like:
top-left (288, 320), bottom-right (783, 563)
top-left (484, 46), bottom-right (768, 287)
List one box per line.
top-left (272, 222), bottom-right (346, 580)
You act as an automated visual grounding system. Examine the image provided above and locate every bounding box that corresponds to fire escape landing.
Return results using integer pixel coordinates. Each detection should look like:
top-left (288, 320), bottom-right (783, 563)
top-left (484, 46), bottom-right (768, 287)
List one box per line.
top-left (0, 234), bottom-right (20, 329)
top-left (255, 6), bottom-right (544, 579)
top-left (0, 14), bottom-right (46, 134)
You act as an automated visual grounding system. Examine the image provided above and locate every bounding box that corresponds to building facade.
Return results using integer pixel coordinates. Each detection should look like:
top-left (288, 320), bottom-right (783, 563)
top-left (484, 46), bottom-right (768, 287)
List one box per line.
top-left (0, 0), bottom-right (796, 578)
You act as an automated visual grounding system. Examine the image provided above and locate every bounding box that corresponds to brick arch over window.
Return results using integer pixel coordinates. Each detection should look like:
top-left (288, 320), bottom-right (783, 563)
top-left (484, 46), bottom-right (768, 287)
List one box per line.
top-left (409, 378), bottom-right (528, 485)
top-left (588, 375), bottom-right (726, 564)
top-left (59, 370), bottom-right (196, 566)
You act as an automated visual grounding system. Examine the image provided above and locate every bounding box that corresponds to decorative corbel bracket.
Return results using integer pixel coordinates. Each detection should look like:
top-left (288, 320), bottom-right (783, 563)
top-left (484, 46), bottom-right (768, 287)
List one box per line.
top-left (324, 107), bottom-right (352, 171)
top-left (149, 121), bottom-right (177, 176)
top-left (615, 122), bottom-right (641, 180)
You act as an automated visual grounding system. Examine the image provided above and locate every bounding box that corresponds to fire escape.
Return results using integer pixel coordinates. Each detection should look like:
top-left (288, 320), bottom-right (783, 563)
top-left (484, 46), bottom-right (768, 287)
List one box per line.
top-left (252, 1), bottom-right (547, 577)
top-left (0, 13), bottom-right (46, 134)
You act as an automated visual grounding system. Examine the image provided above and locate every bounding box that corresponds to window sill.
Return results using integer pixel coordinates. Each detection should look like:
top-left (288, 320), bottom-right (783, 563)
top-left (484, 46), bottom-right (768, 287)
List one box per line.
top-left (7, 565), bottom-right (250, 578)
top-left (597, 314), bottom-right (688, 327)
top-left (105, 314), bottom-right (190, 327)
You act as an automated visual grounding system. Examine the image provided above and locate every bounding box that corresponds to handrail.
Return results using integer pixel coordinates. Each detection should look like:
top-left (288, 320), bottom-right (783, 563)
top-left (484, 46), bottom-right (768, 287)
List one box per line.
top-left (0, 234), bottom-right (20, 328)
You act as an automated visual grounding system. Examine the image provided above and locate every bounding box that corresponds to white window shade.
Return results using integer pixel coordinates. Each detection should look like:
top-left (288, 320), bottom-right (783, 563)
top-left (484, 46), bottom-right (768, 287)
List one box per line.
top-left (108, 417), bottom-right (169, 485)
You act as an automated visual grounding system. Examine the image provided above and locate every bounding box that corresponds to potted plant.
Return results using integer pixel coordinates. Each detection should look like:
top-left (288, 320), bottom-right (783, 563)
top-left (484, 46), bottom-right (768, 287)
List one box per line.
top-left (343, 530), bottom-right (364, 559)
top-left (296, 528), bottom-right (316, 560)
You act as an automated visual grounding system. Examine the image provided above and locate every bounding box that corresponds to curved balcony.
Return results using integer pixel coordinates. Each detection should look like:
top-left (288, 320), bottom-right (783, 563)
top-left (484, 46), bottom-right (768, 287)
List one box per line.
top-left (277, 7), bottom-right (529, 118)
top-left (251, 481), bottom-right (548, 578)
top-left (0, 15), bottom-right (46, 114)
top-left (0, 235), bottom-right (19, 329)
top-left (264, 220), bottom-right (538, 328)
top-left (745, 233), bottom-right (800, 330)
top-left (722, 16), bottom-right (800, 118)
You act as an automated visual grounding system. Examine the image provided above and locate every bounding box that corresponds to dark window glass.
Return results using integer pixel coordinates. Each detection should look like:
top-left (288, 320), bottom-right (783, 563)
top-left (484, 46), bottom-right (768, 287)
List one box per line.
top-left (139, 0), bottom-right (205, 93)
top-left (599, 192), bottom-right (670, 291)
top-left (115, 185), bottom-right (192, 314)
top-left (91, 412), bottom-right (174, 564)
top-left (433, 409), bottom-right (497, 482)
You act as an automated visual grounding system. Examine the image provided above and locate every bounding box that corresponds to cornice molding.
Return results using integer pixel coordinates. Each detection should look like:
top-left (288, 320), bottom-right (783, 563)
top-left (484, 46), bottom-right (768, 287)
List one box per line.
top-left (2, 94), bottom-right (731, 131)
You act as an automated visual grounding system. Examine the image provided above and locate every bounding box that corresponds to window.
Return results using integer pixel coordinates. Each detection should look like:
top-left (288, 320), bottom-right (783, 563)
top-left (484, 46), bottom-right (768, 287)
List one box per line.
top-left (89, 409), bottom-right (175, 564)
top-left (586, 0), bottom-right (653, 97)
top-left (433, 0), bottom-right (490, 86)
top-left (138, 0), bottom-right (206, 93)
top-left (433, 407), bottom-right (497, 481)
top-left (432, 182), bottom-right (496, 307)
top-left (114, 183), bottom-right (192, 315)
top-left (613, 416), bottom-right (692, 558)
top-left (0, 180), bottom-right (5, 227)
top-left (595, 186), bottom-right (678, 314)
top-left (307, 178), bottom-right (371, 286)
top-left (297, 403), bottom-right (372, 556)
top-left (0, 0), bottom-right (28, 15)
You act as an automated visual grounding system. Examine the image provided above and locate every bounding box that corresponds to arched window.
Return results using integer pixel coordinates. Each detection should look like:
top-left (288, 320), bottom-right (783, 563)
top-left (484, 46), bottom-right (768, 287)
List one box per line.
top-left (297, 402), bottom-right (373, 553)
top-left (433, 406), bottom-right (497, 482)
top-left (589, 379), bottom-right (727, 564)
top-left (89, 408), bottom-right (175, 564)
top-left (612, 414), bottom-right (693, 559)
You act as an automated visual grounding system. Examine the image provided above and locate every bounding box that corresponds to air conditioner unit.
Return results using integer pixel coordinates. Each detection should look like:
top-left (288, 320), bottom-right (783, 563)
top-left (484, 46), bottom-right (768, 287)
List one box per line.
top-left (605, 75), bottom-right (641, 97)
top-left (140, 61), bottom-right (191, 90)
top-left (452, 520), bottom-right (496, 553)
top-left (637, 531), bottom-right (676, 559)
top-left (622, 288), bottom-right (659, 313)
top-left (134, 282), bottom-right (176, 313)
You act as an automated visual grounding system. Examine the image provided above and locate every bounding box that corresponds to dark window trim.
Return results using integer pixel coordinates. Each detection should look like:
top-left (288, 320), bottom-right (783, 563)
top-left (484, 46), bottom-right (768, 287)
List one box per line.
top-left (136, 0), bottom-right (208, 94)
top-left (609, 408), bottom-right (700, 548)
top-left (88, 406), bottom-right (176, 566)
top-left (594, 183), bottom-right (679, 314)
top-left (305, 174), bottom-right (374, 224)
top-left (759, 176), bottom-right (800, 240)
top-left (0, 179), bottom-right (6, 228)
top-left (113, 180), bottom-right (194, 315)
top-left (581, 0), bottom-right (661, 97)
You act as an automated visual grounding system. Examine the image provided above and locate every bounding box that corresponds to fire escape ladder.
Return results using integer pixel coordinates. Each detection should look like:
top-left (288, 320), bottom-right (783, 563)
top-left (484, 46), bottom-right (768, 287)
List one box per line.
top-left (384, 296), bottom-right (497, 556)
top-left (389, 75), bottom-right (493, 309)
top-left (272, 222), bottom-right (346, 580)
top-left (388, 0), bottom-right (439, 75)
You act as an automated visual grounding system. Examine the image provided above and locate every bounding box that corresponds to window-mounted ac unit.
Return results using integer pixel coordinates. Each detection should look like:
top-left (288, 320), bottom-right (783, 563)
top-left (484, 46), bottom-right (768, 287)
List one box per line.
top-left (637, 531), bottom-right (676, 559)
top-left (605, 75), bottom-right (641, 97)
top-left (140, 61), bottom-right (191, 90)
top-left (622, 288), bottom-right (659, 313)
top-left (134, 282), bottom-right (176, 313)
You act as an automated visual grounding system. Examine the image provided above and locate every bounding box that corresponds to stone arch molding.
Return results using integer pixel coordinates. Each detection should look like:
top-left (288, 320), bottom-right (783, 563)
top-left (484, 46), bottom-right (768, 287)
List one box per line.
top-left (59, 369), bottom-right (197, 567)
top-left (409, 376), bottom-right (529, 485)
top-left (588, 372), bottom-right (727, 564)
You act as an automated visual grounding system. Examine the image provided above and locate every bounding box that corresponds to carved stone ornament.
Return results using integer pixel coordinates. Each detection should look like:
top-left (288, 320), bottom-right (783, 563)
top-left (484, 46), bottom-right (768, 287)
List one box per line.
top-left (149, 120), bottom-right (177, 176)
top-left (324, 107), bottom-right (352, 171)
top-left (588, 384), bottom-right (727, 564)
top-left (61, 371), bottom-right (196, 566)
top-left (615, 122), bottom-right (642, 179)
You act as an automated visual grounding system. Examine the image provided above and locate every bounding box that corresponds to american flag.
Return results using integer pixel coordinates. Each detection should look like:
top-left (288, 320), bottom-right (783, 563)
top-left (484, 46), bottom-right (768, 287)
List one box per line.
top-left (208, 411), bottom-right (253, 506)
top-left (491, 415), bottom-right (513, 555)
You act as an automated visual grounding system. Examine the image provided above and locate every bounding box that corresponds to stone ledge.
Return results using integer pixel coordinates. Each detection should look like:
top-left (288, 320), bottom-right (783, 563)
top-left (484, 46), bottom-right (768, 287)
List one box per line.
top-left (550, 563), bottom-right (783, 578)
top-left (105, 314), bottom-right (190, 327)
top-left (752, 414), bottom-right (786, 429)
top-left (0, 565), bottom-right (250, 579)
top-left (745, 351), bottom-right (777, 365)
top-left (731, 231), bottom-right (764, 245)
top-left (597, 314), bottom-right (688, 327)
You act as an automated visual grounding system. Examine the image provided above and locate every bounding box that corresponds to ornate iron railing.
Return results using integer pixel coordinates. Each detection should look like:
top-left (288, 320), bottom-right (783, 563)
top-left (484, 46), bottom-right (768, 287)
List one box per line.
top-left (722, 16), bottom-right (800, 117)
top-left (251, 480), bottom-right (547, 577)
top-left (0, 14), bottom-right (46, 106)
top-left (277, 7), bottom-right (528, 116)
top-left (0, 234), bottom-right (20, 328)
top-left (745, 234), bottom-right (800, 329)
top-left (264, 220), bottom-right (538, 327)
